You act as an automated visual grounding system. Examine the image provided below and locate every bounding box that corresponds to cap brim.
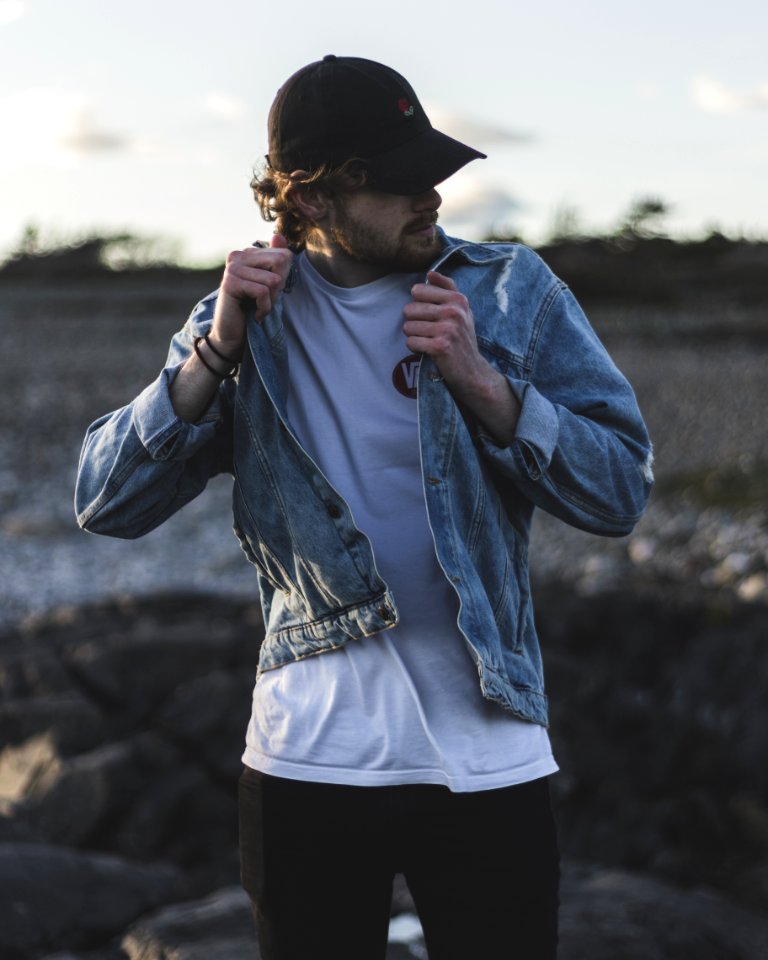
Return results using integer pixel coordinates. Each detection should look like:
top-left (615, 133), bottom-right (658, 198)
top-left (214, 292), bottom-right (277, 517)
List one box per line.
top-left (364, 127), bottom-right (486, 196)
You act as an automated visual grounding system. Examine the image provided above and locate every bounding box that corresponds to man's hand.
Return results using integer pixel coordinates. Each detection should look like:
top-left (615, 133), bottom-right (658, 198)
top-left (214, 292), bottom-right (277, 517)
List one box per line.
top-left (402, 270), bottom-right (521, 446)
top-left (210, 234), bottom-right (293, 358)
top-left (403, 271), bottom-right (486, 393)
top-left (171, 234), bottom-right (292, 423)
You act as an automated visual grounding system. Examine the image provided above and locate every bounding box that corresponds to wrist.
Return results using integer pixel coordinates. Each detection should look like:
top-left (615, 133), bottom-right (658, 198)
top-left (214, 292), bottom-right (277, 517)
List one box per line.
top-left (452, 357), bottom-right (505, 407)
top-left (193, 335), bottom-right (239, 380)
top-left (453, 362), bottom-right (521, 447)
top-left (207, 329), bottom-right (244, 363)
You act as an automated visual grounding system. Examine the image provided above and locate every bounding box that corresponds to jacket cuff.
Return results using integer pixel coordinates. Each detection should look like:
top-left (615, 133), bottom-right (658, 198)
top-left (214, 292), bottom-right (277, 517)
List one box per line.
top-left (132, 364), bottom-right (222, 461)
top-left (477, 378), bottom-right (560, 480)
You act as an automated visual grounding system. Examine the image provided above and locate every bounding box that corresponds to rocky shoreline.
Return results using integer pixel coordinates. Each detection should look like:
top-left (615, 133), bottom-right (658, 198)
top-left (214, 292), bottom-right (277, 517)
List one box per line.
top-left (2, 588), bottom-right (768, 958)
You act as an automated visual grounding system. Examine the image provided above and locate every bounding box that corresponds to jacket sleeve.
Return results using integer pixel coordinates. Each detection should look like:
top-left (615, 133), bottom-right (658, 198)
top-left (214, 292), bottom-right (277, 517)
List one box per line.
top-left (74, 293), bottom-right (235, 539)
top-left (477, 282), bottom-right (653, 537)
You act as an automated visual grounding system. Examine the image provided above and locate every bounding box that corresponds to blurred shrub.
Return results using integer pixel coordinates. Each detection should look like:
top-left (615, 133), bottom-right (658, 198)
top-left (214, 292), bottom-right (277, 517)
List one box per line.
top-left (0, 225), bottom-right (182, 278)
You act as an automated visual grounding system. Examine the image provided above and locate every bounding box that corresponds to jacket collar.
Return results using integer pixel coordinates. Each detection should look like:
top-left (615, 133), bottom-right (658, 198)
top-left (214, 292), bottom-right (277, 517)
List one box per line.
top-left (431, 227), bottom-right (519, 271)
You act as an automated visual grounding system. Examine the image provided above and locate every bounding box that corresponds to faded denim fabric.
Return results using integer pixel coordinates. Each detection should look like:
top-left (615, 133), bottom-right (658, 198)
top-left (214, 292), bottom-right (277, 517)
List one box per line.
top-left (75, 231), bottom-right (653, 726)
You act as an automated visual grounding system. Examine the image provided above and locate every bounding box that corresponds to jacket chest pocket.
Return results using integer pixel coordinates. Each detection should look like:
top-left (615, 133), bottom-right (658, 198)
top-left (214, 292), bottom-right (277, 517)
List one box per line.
top-left (477, 336), bottom-right (529, 382)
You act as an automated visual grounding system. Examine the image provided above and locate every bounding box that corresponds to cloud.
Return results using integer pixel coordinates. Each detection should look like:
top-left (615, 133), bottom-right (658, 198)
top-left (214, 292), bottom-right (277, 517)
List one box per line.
top-left (426, 104), bottom-right (532, 148)
top-left (692, 75), bottom-right (768, 114)
top-left (0, 88), bottom-right (83, 162)
top-left (58, 109), bottom-right (127, 153)
top-left (202, 93), bottom-right (248, 120)
top-left (0, 0), bottom-right (25, 25)
top-left (440, 180), bottom-right (523, 239)
top-left (0, 88), bottom-right (129, 165)
top-left (635, 81), bottom-right (661, 101)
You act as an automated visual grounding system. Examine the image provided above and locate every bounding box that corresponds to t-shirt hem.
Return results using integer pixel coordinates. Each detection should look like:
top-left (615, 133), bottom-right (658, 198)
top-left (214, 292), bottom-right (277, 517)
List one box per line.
top-left (241, 748), bottom-right (559, 793)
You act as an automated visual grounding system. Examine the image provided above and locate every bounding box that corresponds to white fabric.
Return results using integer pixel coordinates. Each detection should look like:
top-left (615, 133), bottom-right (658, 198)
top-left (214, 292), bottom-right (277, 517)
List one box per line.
top-left (242, 253), bottom-right (557, 791)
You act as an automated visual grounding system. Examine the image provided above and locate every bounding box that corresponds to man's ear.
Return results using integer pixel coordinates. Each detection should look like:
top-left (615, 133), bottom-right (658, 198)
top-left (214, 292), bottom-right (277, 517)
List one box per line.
top-left (287, 171), bottom-right (330, 223)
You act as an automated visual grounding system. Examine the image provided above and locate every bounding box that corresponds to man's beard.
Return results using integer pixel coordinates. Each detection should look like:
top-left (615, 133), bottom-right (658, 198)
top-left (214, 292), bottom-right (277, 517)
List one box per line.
top-left (329, 207), bottom-right (442, 273)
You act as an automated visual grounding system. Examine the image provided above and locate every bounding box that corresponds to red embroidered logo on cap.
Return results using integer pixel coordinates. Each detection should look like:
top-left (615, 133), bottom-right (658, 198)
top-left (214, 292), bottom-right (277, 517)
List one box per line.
top-left (398, 97), bottom-right (415, 117)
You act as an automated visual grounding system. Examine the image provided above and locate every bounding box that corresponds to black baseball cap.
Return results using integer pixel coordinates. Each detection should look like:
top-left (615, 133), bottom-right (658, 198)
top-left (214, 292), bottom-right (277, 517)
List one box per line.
top-left (267, 55), bottom-right (486, 196)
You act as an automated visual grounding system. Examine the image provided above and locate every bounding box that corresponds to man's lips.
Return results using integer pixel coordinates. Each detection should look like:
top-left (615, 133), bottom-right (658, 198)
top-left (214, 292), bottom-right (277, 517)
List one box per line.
top-left (407, 216), bottom-right (439, 235)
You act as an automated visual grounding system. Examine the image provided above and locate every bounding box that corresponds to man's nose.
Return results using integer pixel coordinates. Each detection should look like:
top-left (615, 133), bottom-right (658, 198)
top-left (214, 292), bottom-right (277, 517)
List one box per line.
top-left (413, 188), bottom-right (442, 211)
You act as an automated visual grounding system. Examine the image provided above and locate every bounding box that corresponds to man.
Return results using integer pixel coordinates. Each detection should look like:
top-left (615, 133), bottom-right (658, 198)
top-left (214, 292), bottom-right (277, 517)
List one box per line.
top-left (76, 55), bottom-right (653, 960)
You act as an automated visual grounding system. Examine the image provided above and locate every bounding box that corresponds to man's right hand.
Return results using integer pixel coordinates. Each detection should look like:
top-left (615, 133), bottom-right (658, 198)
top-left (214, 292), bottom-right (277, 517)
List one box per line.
top-left (209, 234), bottom-right (293, 359)
top-left (170, 234), bottom-right (292, 423)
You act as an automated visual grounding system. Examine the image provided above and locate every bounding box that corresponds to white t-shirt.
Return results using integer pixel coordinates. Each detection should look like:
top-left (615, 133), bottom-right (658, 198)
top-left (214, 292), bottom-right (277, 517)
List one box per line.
top-left (242, 253), bottom-right (557, 791)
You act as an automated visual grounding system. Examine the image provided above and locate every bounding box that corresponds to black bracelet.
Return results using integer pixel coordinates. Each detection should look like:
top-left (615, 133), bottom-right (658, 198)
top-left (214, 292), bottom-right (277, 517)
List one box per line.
top-left (193, 337), bottom-right (237, 380)
top-left (204, 333), bottom-right (240, 368)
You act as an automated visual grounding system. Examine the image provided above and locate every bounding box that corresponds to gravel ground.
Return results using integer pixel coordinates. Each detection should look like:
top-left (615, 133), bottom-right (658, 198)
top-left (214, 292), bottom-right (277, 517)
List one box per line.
top-left (2, 278), bottom-right (766, 629)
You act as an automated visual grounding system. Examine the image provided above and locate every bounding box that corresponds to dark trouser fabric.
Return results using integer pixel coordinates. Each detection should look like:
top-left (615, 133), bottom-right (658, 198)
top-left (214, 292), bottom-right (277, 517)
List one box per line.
top-left (238, 767), bottom-right (560, 960)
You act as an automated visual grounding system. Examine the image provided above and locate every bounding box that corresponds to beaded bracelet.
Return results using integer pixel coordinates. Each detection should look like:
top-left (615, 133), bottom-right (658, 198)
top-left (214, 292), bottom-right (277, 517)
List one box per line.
top-left (193, 336), bottom-right (238, 380)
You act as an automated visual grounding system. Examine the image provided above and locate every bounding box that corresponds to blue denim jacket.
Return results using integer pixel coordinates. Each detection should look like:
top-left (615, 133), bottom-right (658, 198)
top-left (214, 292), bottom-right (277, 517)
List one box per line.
top-left (76, 231), bottom-right (653, 726)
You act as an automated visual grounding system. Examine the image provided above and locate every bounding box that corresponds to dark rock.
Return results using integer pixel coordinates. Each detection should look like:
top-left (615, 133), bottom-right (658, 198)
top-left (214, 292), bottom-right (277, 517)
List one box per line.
top-left (155, 670), bottom-right (255, 780)
top-left (383, 863), bottom-right (768, 959)
top-left (122, 885), bottom-right (260, 960)
top-left (559, 862), bottom-right (768, 959)
top-left (539, 585), bottom-right (768, 908)
top-left (0, 811), bottom-right (38, 843)
top-left (2, 589), bottom-right (767, 957)
top-left (111, 753), bottom-right (240, 893)
top-left (0, 694), bottom-right (105, 757)
top-left (123, 885), bottom-right (421, 960)
top-left (40, 951), bottom-right (126, 960)
top-left (0, 642), bottom-right (73, 699)
top-left (60, 628), bottom-right (248, 731)
top-left (0, 596), bottom-right (260, 899)
top-left (0, 842), bottom-right (181, 959)
top-left (152, 865), bottom-right (763, 960)
top-left (7, 729), bottom-right (241, 894)
top-left (1, 729), bottom-right (60, 812)
top-left (18, 739), bottom-right (142, 846)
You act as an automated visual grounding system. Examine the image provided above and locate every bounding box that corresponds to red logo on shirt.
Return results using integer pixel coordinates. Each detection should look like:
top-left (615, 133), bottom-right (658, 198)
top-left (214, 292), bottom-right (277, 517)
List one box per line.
top-left (392, 353), bottom-right (421, 398)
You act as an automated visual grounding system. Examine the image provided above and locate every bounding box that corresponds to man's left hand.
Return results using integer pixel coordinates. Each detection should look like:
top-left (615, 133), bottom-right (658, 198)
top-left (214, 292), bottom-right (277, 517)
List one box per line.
top-left (403, 271), bottom-right (486, 394)
top-left (402, 270), bottom-right (521, 446)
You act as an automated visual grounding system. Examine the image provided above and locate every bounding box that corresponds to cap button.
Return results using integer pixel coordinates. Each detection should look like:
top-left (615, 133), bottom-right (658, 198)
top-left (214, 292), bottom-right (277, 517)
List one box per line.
top-left (323, 54), bottom-right (337, 61)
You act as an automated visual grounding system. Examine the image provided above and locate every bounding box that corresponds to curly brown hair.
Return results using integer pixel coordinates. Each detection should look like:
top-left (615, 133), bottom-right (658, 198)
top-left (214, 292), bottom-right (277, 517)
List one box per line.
top-left (250, 159), bottom-right (369, 250)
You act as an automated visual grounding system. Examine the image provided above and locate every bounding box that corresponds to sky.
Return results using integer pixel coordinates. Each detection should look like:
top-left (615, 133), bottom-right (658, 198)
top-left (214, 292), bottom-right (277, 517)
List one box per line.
top-left (1, 0), bottom-right (766, 265)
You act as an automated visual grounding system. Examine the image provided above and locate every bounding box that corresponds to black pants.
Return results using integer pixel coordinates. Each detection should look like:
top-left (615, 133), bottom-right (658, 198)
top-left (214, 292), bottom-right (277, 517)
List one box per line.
top-left (238, 768), bottom-right (560, 960)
